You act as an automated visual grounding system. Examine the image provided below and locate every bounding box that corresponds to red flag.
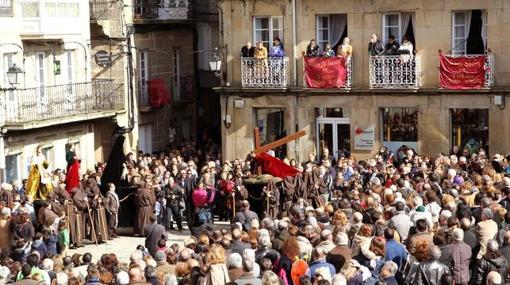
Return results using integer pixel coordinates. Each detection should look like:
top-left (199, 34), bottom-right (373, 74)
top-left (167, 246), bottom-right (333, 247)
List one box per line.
top-left (148, 78), bottom-right (171, 107)
top-left (439, 53), bottom-right (486, 89)
top-left (255, 153), bottom-right (300, 178)
top-left (304, 57), bottom-right (348, 88)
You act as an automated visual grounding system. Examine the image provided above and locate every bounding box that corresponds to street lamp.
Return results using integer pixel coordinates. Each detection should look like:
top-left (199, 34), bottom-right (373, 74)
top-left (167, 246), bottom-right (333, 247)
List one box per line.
top-left (6, 64), bottom-right (23, 86)
top-left (208, 49), bottom-right (222, 78)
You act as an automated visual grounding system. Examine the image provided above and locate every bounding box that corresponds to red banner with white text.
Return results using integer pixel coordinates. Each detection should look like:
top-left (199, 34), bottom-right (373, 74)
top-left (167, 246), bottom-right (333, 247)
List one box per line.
top-left (439, 53), bottom-right (486, 89)
top-left (304, 57), bottom-right (347, 88)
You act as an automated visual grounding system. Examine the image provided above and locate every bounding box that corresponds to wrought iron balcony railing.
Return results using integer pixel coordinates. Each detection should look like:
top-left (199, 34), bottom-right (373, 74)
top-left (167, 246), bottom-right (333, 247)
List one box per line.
top-left (0, 0), bottom-right (13, 16)
top-left (241, 57), bottom-right (289, 88)
top-left (369, 55), bottom-right (422, 89)
top-left (0, 80), bottom-right (124, 126)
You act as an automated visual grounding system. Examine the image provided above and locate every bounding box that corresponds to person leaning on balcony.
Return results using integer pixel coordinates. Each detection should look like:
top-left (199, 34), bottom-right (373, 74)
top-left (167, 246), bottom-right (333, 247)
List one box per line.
top-left (254, 42), bottom-right (268, 61)
top-left (241, 41), bottom-right (255, 58)
top-left (398, 35), bottom-right (414, 63)
top-left (269, 37), bottom-right (286, 58)
top-left (338, 37), bottom-right (353, 58)
top-left (384, 35), bottom-right (400, 55)
top-left (323, 44), bottom-right (336, 58)
top-left (368, 34), bottom-right (384, 56)
top-left (305, 39), bottom-right (321, 57)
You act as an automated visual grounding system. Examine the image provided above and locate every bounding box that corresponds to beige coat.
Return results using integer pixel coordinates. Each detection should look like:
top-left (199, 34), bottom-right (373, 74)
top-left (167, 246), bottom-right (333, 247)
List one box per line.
top-left (476, 219), bottom-right (498, 259)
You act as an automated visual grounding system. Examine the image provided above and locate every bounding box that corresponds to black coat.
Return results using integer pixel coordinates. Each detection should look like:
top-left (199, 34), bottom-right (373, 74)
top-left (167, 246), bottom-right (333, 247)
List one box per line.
top-left (472, 252), bottom-right (509, 285)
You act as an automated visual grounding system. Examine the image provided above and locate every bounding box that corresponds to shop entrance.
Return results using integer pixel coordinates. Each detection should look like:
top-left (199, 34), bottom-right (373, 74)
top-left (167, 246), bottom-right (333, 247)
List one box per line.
top-left (316, 117), bottom-right (351, 160)
top-left (451, 108), bottom-right (489, 154)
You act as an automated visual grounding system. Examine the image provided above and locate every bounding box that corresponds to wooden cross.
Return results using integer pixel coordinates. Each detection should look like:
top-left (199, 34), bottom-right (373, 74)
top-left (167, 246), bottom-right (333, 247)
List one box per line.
top-left (253, 127), bottom-right (306, 175)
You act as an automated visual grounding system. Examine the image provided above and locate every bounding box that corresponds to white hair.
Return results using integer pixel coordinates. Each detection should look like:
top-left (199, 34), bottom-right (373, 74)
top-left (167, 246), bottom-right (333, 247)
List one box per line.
top-left (227, 253), bottom-right (243, 269)
top-left (243, 248), bottom-right (256, 262)
top-left (165, 275), bottom-right (177, 285)
top-left (336, 232), bottom-right (349, 246)
top-left (452, 228), bottom-right (464, 241)
top-left (488, 240), bottom-right (499, 252)
top-left (130, 250), bottom-right (143, 262)
top-left (487, 271), bottom-right (502, 285)
top-left (56, 272), bottom-right (68, 285)
top-left (41, 258), bottom-right (54, 270)
top-left (413, 196), bottom-right (423, 207)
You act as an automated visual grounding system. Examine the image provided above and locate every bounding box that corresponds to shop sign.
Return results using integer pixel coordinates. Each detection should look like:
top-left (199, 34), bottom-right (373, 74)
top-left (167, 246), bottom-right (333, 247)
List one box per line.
top-left (94, 50), bottom-right (111, 67)
top-left (354, 125), bottom-right (375, 150)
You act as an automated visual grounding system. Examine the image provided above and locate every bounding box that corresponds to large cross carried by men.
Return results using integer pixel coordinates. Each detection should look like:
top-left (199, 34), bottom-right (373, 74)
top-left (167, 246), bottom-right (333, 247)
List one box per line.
top-left (251, 127), bottom-right (306, 178)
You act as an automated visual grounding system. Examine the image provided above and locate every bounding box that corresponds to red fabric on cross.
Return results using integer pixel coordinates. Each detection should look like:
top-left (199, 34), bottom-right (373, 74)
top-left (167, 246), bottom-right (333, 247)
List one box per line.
top-left (255, 153), bottom-right (300, 178)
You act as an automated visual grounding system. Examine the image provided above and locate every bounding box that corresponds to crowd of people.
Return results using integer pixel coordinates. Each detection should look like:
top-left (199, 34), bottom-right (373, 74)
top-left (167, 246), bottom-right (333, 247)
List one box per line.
top-left (1, 133), bottom-right (510, 285)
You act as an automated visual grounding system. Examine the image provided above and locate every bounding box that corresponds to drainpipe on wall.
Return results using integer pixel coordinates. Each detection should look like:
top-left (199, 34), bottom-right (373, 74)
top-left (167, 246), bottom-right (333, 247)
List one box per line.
top-left (0, 129), bottom-right (5, 183)
top-left (292, 0), bottom-right (297, 87)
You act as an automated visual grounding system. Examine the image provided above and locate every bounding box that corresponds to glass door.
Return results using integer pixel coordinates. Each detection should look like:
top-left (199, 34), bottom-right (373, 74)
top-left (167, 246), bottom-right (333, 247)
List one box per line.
top-left (316, 117), bottom-right (350, 160)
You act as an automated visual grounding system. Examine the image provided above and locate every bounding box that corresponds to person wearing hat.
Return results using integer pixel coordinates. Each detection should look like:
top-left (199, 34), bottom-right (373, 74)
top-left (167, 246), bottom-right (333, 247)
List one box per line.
top-left (154, 251), bottom-right (174, 280)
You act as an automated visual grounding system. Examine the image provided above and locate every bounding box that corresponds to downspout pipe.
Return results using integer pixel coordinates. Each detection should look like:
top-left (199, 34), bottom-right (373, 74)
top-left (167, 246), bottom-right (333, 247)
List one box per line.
top-left (292, 0), bottom-right (297, 87)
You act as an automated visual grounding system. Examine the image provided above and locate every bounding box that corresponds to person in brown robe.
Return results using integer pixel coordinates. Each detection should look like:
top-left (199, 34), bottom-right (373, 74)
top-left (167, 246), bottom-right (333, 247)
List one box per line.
top-left (83, 177), bottom-right (108, 243)
top-left (134, 180), bottom-right (156, 236)
top-left (263, 179), bottom-right (280, 219)
top-left (71, 186), bottom-right (87, 246)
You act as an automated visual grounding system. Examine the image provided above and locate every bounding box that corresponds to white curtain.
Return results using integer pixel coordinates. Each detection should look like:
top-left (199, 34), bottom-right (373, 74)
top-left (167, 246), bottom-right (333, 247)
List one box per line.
top-left (465, 11), bottom-right (472, 42)
top-left (481, 11), bottom-right (487, 50)
top-left (401, 13), bottom-right (411, 41)
top-left (330, 14), bottom-right (347, 47)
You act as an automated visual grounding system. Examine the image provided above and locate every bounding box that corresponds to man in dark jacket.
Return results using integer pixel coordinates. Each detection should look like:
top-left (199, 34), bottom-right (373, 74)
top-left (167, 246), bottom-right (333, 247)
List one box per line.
top-left (368, 34), bottom-right (384, 56)
top-left (144, 214), bottom-right (167, 257)
top-left (472, 240), bottom-right (509, 285)
top-left (229, 228), bottom-right (250, 256)
top-left (384, 35), bottom-right (400, 55)
top-left (164, 177), bottom-right (184, 232)
top-left (241, 41), bottom-right (255, 58)
top-left (326, 232), bottom-right (351, 273)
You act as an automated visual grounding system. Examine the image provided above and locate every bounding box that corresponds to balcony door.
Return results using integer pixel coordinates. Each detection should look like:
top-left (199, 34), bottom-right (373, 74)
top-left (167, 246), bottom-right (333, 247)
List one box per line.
top-left (452, 10), bottom-right (487, 55)
top-left (63, 50), bottom-right (75, 111)
top-left (138, 124), bottom-right (153, 154)
top-left (2, 53), bottom-right (17, 121)
top-left (316, 116), bottom-right (351, 160)
top-left (36, 53), bottom-right (47, 115)
top-left (139, 50), bottom-right (149, 106)
top-left (451, 108), bottom-right (488, 155)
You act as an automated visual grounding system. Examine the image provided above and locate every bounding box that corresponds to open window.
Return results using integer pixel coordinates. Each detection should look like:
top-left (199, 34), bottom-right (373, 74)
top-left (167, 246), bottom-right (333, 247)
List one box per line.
top-left (452, 10), bottom-right (487, 55)
top-left (382, 13), bottom-right (416, 51)
top-left (316, 14), bottom-right (347, 52)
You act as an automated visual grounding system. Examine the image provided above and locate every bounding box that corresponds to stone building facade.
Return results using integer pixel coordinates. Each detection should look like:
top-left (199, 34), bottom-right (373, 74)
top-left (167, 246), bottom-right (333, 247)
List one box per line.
top-left (216, 0), bottom-right (510, 161)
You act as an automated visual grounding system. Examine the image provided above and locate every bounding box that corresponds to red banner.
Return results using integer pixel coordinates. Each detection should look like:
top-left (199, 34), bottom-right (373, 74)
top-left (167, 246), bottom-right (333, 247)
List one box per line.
top-left (304, 57), bottom-right (347, 88)
top-left (439, 53), bottom-right (486, 89)
top-left (148, 78), bottom-right (171, 108)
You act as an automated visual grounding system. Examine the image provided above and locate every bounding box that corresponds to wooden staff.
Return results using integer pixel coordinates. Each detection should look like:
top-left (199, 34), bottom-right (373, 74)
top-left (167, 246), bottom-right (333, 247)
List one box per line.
top-left (86, 202), bottom-right (99, 246)
top-left (232, 192), bottom-right (236, 221)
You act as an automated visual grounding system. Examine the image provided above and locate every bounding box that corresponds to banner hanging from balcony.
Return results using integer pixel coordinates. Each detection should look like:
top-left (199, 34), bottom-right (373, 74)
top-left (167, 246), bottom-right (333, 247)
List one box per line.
top-left (304, 57), bottom-right (347, 88)
top-left (439, 53), bottom-right (486, 89)
top-left (148, 78), bottom-right (171, 108)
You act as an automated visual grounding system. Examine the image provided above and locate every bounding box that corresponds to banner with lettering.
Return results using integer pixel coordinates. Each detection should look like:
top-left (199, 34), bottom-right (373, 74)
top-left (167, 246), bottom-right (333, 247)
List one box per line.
top-left (439, 53), bottom-right (486, 89)
top-left (304, 57), bottom-right (347, 88)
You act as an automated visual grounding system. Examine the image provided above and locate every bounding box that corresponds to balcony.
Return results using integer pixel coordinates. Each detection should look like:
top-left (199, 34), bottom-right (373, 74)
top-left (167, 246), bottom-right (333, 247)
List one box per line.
top-left (0, 80), bottom-right (124, 129)
top-left (19, 0), bottom-right (82, 35)
top-left (241, 57), bottom-right (289, 88)
top-left (369, 55), bottom-right (422, 89)
top-left (134, 0), bottom-right (188, 21)
top-left (138, 76), bottom-right (193, 109)
top-left (0, 0), bottom-right (13, 16)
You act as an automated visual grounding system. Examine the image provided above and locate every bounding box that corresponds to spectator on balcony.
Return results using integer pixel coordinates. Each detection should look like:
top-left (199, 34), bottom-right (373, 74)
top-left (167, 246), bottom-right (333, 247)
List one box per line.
top-left (384, 35), bottom-right (400, 56)
top-left (254, 42), bottom-right (268, 61)
top-left (398, 35), bottom-right (414, 62)
top-left (338, 37), bottom-right (352, 58)
top-left (368, 34), bottom-right (384, 56)
top-left (241, 41), bottom-right (255, 58)
top-left (322, 44), bottom-right (335, 58)
top-left (268, 37), bottom-right (285, 58)
top-left (305, 39), bottom-right (321, 57)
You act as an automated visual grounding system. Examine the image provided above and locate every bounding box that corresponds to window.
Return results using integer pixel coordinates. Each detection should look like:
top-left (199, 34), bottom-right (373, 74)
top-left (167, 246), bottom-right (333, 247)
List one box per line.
top-left (139, 50), bottom-right (149, 104)
top-left (2, 54), bottom-right (15, 109)
top-left (382, 108), bottom-right (418, 142)
top-left (64, 50), bottom-right (74, 100)
top-left (172, 48), bottom-right (181, 102)
top-left (42, 146), bottom-right (54, 166)
top-left (316, 14), bottom-right (348, 51)
top-left (253, 16), bottom-right (283, 49)
top-left (5, 153), bottom-right (20, 183)
top-left (382, 13), bottom-right (416, 49)
top-left (317, 16), bottom-right (329, 48)
top-left (452, 10), bottom-right (487, 55)
top-left (0, 0), bottom-right (14, 16)
top-left (383, 14), bottom-right (400, 44)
